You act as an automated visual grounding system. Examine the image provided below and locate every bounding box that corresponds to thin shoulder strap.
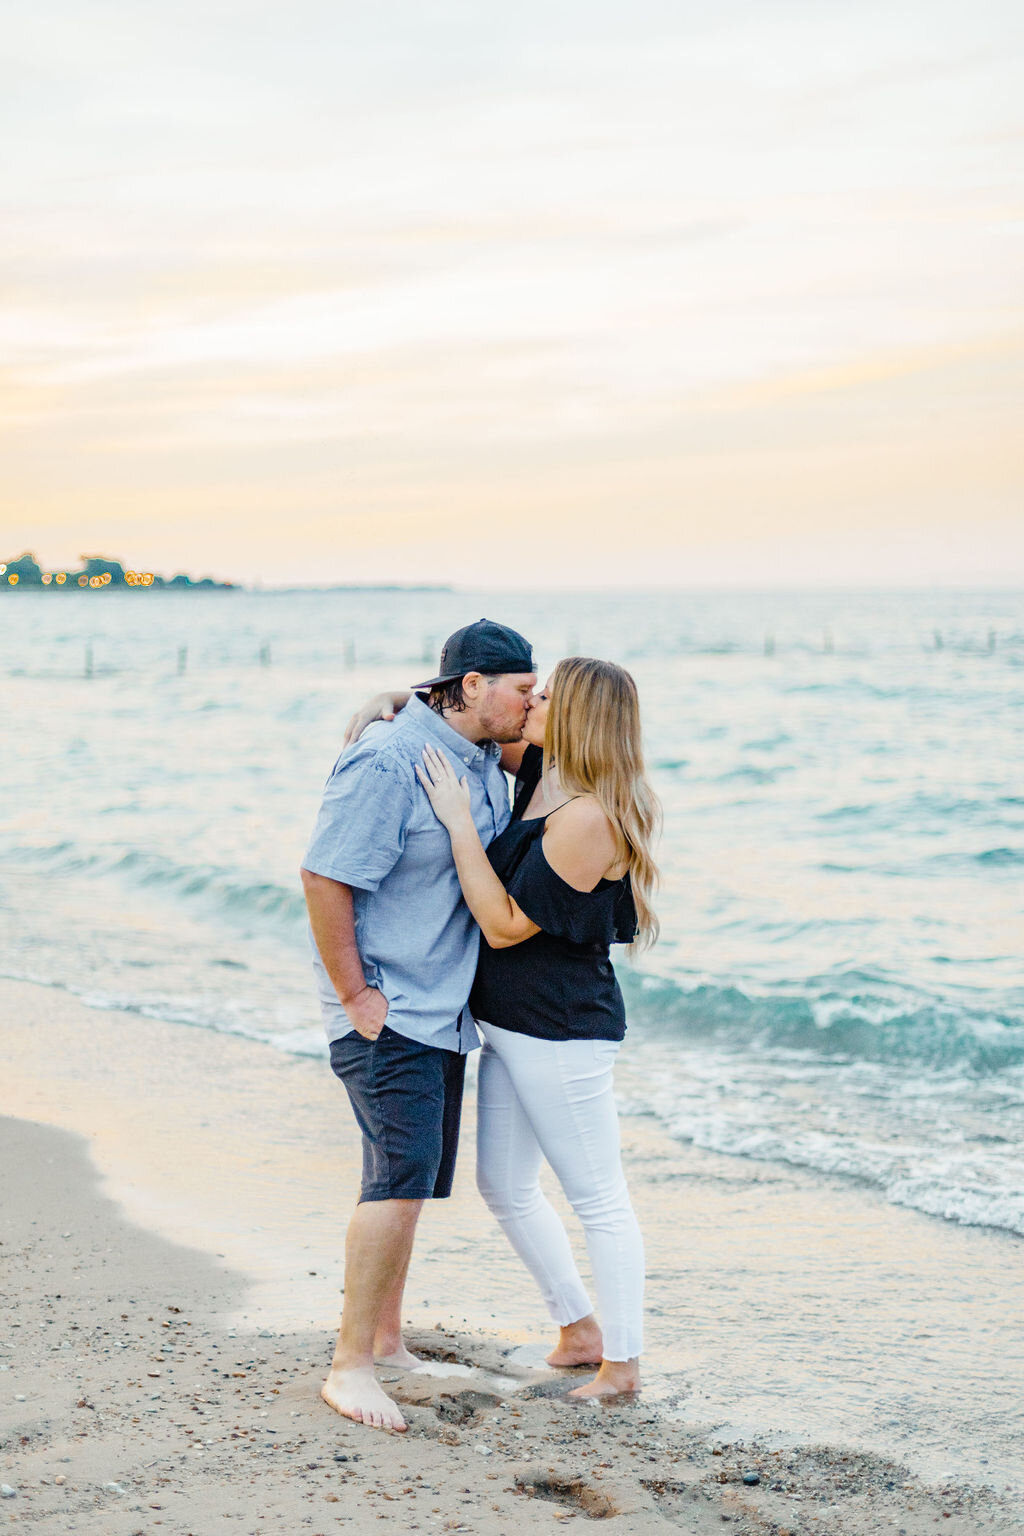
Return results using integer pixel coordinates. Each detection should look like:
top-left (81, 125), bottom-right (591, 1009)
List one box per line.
top-left (542, 795), bottom-right (583, 820)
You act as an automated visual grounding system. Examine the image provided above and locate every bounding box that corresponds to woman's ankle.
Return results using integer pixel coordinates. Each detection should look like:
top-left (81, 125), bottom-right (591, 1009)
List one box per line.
top-left (546, 1315), bottom-right (604, 1367)
top-left (596, 1357), bottom-right (641, 1389)
top-left (561, 1315), bottom-right (601, 1345)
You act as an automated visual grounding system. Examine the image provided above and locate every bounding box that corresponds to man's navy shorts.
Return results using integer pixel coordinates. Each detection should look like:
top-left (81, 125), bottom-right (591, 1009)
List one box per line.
top-left (328, 1025), bottom-right (466, 1202)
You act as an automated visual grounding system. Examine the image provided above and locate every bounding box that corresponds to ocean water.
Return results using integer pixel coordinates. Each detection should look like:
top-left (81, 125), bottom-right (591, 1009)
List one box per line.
top-left (2, 587), bottom-right (1022, 1239)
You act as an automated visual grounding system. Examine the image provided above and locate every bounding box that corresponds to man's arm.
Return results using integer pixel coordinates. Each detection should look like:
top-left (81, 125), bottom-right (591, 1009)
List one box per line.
top-left (300, 869), bottom-right (388, 1040)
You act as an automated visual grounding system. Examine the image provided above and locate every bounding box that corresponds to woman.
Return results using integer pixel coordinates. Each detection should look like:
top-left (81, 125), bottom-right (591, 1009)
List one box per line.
top-left (412, 656), bottom-right (660, 1399)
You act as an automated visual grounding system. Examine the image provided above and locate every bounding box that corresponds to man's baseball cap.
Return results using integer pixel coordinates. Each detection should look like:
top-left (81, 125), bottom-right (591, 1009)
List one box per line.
top-left (411, 618), bottom-right (535, 690)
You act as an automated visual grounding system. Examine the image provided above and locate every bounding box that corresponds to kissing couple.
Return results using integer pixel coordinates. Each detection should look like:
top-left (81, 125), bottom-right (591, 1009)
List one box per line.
top-left (301, 619), bottom-right (660, 1432)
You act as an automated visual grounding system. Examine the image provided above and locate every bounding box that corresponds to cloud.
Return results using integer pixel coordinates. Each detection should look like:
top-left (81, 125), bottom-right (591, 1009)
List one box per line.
top-left (1, 0), bottom-right (1022, 584)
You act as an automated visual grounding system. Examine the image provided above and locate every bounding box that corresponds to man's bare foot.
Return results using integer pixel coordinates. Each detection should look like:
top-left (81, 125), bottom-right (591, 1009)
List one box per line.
top-left (373, 1342), bottom-right (423, 1371)
top-left (567, 1359), bottom-right (641, 1400)
top-left (320, 1366), bottom-right (407, 1431)
top-left (547, 1316), bottom-right (604, 1368)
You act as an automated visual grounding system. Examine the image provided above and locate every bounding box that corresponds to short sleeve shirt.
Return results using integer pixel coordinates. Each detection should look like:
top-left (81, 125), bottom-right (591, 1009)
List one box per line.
top-left (303, 696), bottom-right (511, 1052)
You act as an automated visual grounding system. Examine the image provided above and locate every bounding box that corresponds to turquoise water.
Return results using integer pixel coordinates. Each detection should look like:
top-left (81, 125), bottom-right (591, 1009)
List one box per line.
top-left (2, 587), bottom-right (1022, 1235)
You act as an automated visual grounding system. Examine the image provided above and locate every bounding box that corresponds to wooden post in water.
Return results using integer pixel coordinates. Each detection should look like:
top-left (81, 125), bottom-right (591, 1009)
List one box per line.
top-left (84, 644), bottom-right (93, 679)
top-left (177, 646), bottom-right (188, 675)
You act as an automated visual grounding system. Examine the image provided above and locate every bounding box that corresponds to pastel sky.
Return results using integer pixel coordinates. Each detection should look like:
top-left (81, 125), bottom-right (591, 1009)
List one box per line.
top-left (2, 0), bottom-right (1022, 587)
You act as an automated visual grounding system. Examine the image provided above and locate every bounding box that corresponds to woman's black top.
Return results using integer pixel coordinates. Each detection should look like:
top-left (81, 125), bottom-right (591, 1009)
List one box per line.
top-left (470, 745), bottom-right (637, 1042)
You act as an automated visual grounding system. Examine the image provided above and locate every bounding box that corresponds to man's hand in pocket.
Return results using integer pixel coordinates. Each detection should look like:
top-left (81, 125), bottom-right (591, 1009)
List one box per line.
top-left (344, 985), bottom-right (389, 1041)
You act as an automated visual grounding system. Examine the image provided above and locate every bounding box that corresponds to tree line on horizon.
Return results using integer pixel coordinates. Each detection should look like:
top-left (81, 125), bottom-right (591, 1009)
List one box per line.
top-left (1, 552), bottom-right (236, 592)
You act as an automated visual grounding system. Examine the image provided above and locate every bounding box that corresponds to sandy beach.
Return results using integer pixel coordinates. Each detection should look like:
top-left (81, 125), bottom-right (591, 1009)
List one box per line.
top-left (2, 975), bottom-right (1022, 1535)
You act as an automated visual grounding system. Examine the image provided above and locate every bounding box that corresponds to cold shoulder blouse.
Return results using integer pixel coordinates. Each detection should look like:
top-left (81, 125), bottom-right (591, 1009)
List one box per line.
top-left (470, 746), bottom-right (637, 1041)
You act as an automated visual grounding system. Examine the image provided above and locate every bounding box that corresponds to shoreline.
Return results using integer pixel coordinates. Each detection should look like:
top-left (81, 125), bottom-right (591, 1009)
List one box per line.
top-left (3, 1116), bottom-right (1018, 1536)
top-left (2, 976), bottom-right (1022, 1533)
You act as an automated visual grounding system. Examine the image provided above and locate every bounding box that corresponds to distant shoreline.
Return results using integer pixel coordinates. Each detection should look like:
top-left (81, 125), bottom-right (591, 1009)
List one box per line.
top-left (1, 583), bottom-right (454, 595)
top-left (2, 552), bottom-right (236, 592)
top-left (253, 584), bottom-right (454, 594)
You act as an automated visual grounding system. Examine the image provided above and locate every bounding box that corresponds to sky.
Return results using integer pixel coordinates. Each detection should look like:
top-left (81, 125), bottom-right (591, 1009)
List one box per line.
top-left (1, 0), bottom-right (1022, 588)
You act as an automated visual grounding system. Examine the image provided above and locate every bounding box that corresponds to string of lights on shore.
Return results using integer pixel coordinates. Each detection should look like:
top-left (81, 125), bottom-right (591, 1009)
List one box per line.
top-left (1, 563), bottom-right (155, 588)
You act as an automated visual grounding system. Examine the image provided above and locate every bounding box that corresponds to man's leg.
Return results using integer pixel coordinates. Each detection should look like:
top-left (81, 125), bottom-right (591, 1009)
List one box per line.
top-left (372, 1043), bottom-right (465, 1369)
top-left (372, 1228), bottom-right (422, 1368)
top-left (324, 1030), bottom-right (465, 1426)
top-left (322, 1196), bottom-right (423, 1431)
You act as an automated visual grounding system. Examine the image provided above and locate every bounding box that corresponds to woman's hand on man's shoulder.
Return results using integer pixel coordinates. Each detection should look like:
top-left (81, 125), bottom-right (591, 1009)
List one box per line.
top-left (343, 690), bottom-right (412, 747)
top-left (542, 797), bottom-right (619, 893)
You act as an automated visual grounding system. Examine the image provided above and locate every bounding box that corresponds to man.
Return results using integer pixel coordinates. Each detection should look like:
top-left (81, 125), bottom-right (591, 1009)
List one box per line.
top-left (300, 618), bottom-right (536, 1433)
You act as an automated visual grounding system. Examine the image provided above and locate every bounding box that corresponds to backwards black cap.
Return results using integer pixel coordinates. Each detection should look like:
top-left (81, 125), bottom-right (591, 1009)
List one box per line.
top-left (411, 618), bottom-right (534, 690)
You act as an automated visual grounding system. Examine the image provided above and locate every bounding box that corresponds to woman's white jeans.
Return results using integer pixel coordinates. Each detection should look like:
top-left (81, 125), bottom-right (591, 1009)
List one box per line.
top-left (475, 1020), bottom-right (644, 1362)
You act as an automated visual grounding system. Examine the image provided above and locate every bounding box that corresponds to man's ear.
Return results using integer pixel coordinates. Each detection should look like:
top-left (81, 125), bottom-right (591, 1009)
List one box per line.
top-left (460, 671), bottom-right (485, 705)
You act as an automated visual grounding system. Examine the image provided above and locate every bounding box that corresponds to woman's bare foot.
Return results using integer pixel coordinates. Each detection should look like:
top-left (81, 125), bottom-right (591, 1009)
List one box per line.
top-left (546, 1316), bottom-right (604, 1368)
top-left (373, 1342), bottom-right (423, 1371)
top-left (567, 1358), bottom-right (641, 1400)
top-left (320, 1366), bottom-right (407, 1431)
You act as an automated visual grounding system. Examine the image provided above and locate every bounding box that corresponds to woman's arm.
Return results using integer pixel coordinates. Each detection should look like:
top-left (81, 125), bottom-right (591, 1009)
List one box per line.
top-left (343, 690), bottom-right (412, 748)
top-left (499, 740), bottom-right (529, 776)
top-left (416, 746), bottom-right (540, 949)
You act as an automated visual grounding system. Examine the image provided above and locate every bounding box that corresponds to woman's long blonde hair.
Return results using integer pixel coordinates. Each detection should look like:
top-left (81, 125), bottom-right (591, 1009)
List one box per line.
top-left (544, 657), bottom-right (661, 951)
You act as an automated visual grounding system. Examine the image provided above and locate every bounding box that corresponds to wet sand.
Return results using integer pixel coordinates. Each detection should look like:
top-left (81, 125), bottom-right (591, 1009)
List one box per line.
top-left (1, 976), bottom-right (1022, 1534)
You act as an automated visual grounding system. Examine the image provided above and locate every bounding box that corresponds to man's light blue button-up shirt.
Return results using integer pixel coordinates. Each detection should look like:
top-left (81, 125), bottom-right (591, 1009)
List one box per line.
top-left (302, 695), bottom-right (511, 1054)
